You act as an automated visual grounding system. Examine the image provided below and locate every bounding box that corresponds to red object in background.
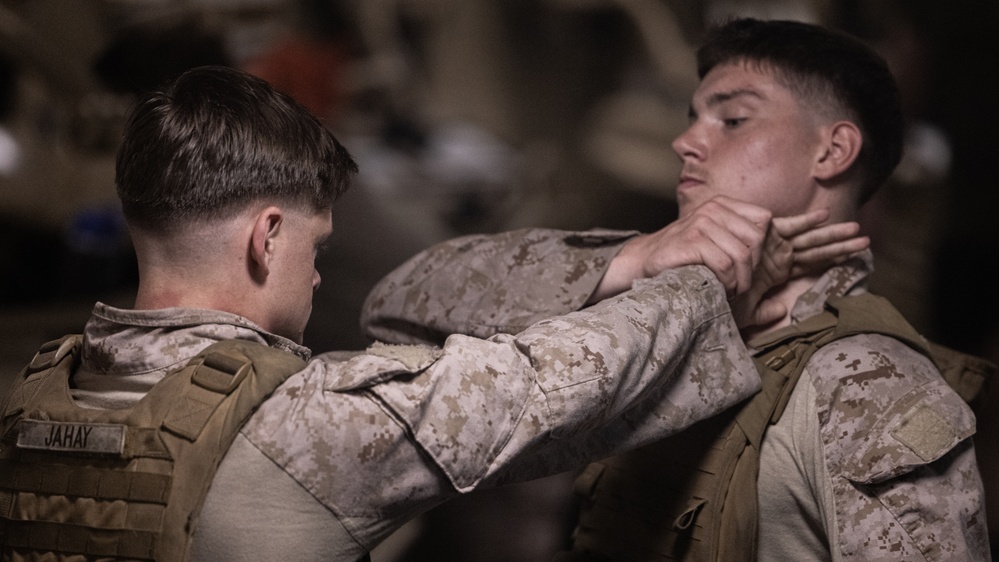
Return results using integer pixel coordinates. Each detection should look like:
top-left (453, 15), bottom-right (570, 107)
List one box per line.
top-left (245, 36), bottom-right (351, 120)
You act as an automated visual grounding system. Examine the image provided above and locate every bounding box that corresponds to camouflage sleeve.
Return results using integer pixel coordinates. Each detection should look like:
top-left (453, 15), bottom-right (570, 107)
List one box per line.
top-left (365, 265), bottom-right (759, 493)
top-left (244, 265), bottom-right (759, 551)
top-left (360, 227), bottom-right (637, 345)
top-left (807, 334), bottom-right (990, 561)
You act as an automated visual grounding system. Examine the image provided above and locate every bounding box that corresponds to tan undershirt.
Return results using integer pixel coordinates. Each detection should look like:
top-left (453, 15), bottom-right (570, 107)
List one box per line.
top-left (757, 368), bottom-right (840, 562)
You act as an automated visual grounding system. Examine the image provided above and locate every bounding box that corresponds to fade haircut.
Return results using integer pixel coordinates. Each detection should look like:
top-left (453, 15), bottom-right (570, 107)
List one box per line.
top-left (116, 65), bottom-right (357, 231)
top-left (697, 18), bottom-right (903, 202)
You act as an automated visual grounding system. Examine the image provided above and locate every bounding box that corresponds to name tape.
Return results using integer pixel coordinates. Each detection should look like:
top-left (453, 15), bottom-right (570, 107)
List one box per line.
top-left (17, 420), bottom-right (126, 455)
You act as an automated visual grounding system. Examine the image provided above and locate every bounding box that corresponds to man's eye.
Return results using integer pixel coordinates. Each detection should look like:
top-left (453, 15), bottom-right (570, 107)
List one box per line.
top-left (723, 117), bottom-right (747, 128)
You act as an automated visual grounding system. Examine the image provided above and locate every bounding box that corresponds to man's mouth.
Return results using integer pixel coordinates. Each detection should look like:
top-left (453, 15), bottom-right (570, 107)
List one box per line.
top-left (676, 173), bottom-right (704, 192)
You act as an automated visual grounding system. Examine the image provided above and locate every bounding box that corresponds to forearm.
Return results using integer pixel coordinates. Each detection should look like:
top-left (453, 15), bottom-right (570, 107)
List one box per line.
top-left (259, 265), bottom-right (758, 549)
top-left (584, 232), bottom-right (650, 304)
top-left (365, 265), bottom-right (760, 492)
top-left (361, 228), bottom-right (636, 344)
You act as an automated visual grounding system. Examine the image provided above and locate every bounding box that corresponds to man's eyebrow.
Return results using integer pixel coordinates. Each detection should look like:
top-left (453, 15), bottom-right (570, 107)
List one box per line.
top-left (705, 88), bottom-right (764, 107)
top-left (688, 88), bottom-right (764, 119)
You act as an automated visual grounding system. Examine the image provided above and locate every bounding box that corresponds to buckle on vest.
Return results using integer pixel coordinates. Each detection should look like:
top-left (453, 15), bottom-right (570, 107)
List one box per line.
top-left (27, 336), bottom-right (79, 373)
top-left (163, 351), bottom-right (253, 442)
top-left (192, 351), bottom-right (252, 394)
top-left (764, 347), bottom-right (797, 371)
top-left (673, 498), bottom-right (707, 531)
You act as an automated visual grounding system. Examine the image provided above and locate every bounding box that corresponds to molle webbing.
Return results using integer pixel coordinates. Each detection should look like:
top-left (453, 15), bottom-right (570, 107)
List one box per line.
top-left (0, 337), bottom-right (306, 561)
top-left (561, 293), bottom-right (990, 562)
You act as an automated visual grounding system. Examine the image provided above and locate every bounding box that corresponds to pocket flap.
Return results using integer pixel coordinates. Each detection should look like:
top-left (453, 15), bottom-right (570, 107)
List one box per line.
top-left (325, 343), bottom-right (442, 391)
top-left (842, 383), bottom-right (975, 485)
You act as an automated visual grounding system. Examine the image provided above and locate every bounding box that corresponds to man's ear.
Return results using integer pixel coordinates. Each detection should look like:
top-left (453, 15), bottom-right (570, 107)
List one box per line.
top-left (248, 206), bottom-right (284, 282)
top-left (814, 121), bottom-right (863, 181)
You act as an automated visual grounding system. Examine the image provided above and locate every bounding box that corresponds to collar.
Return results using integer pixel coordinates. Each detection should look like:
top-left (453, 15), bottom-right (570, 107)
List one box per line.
top-left (787, 249), bottom-right (873, 324)
top-left (81, 303), bottom-right (311, 378)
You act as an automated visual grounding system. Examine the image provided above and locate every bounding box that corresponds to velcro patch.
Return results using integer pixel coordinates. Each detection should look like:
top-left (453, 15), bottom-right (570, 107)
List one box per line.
top-left (366, 342), bottom-right (442, 371)
top-left (17, 420), bottom-right (125, 456)
top-left (891, 405), bottom-right (957, 462)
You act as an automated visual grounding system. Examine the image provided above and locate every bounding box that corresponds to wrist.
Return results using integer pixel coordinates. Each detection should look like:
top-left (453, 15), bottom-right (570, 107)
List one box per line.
top-left (587, 235), bottom-right (647, 304)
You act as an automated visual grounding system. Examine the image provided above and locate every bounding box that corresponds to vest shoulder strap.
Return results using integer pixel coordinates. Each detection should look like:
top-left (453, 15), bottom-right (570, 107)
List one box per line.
top-left (0, 335), bottom-right (82, 440)
top-left (753, 293), bottom-right (993, 419)
top-left (159, 339), bottom-right (307, 442)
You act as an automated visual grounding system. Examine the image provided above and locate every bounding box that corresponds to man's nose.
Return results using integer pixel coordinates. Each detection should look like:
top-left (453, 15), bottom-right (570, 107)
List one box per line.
top-left (671, 124), bottom-right (704, 160)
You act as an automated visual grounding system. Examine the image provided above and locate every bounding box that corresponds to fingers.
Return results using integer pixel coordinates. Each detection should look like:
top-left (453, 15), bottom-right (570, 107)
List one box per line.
top-left (772, 208), bottom-right (831, 238)
top-left (708, 195), bottom-right (775, 229)
top-left (751, 299), bottom-right (789, 329)
top-left (689, 214), bottom-right (758, 296)
top-left (599, 196), bottom-right (775, 301)
top-left (722, 206), bottom-right (870, 331)
top-left (773, 211), bottom-right (871, 280)
top-left (674, 200), bottom-right (770, 295)
top-left (761, 229), bottom-right (794, 286)
top-left (788, 221), bottom-right (869, 278)
top-left (788, 221), bottom-right (861, 251)
top-left (731, 292), bottom-right (788, 330)
top-left (790, 236), bottom-right (870, 277)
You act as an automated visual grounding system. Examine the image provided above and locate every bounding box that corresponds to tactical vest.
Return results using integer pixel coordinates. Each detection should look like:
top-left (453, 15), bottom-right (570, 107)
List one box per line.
top-left (0, 335), bottom-right (306, 561)
top-left (558, 293), bottom-right (994, 562)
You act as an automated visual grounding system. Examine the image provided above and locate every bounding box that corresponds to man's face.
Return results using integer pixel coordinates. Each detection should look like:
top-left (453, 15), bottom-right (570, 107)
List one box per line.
top-left (671, 61), bottom-right (824, 218)
top-left (268, 208), bottom-right (332, 343)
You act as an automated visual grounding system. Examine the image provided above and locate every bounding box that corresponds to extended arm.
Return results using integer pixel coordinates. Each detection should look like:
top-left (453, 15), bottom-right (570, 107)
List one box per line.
top-left (370, 266), bottom-right (756, 490)
top-left (251, 266), bottom-right (759, 554)
top-left (362, 196), bottom-right (868, 344)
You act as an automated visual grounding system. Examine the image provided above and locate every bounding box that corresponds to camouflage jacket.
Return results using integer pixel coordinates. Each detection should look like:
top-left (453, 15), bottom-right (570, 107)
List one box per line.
top-left (61, 255), bottom-right (758, 561)
top-left (362, 228), bottom-right (990, 561)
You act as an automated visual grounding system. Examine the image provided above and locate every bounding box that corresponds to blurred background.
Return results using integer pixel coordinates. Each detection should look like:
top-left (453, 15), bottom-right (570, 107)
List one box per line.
top-left (0, 0), bottom-right (997, 559)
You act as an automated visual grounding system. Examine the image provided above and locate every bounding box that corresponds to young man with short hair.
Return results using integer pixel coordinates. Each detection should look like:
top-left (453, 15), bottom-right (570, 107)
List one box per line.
top-left (363, 19), bottom-right (988, 560)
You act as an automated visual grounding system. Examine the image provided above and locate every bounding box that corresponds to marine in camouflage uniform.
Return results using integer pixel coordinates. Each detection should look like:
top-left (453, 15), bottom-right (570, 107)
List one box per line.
top-left (361, 229), bottom-right (989, 560)
top-left (63, 257), bottom-right (757, 560)
top-left (362, 15), bottom-right (992, 558)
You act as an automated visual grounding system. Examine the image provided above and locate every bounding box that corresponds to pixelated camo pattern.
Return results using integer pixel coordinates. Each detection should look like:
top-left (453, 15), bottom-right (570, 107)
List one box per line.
top-left (247, 264), bottom-right (759, 549)
top-left (364, 234), bottom-right (990, 560)
top-left (809, 334), bottom-right (988, 560)
top-left (361, 228), bottom-right (637, 345)
top-left (796, 252), bottom-right (988, 560)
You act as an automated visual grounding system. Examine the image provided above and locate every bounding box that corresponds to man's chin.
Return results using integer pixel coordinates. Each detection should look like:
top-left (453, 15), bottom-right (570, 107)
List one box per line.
top-left (676, 199), bottom-right (700, 219)
top-left (674, 190), bottom-right (705, 219)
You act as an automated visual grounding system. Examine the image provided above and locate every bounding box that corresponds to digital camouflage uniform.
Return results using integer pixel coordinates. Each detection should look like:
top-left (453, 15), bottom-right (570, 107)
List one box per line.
top-left (362, 228), bottom-right (990, 561)
top-left (52, 248), bottom-right (759, 561)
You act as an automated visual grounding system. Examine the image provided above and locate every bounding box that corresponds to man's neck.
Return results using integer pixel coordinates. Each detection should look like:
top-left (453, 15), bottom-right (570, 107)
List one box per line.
top-left (740, 274), bottom-right (820, 342)
top-left (133, 269), bottom-right (253, 316)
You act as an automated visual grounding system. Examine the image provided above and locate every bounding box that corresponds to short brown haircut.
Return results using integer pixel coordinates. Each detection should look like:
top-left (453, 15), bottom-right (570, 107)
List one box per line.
top-left (116, 65), bottom-right (357, 231)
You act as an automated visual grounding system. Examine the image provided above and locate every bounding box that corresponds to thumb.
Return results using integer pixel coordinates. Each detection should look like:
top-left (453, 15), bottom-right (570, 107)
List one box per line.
top-left (749, 300), bottom-right (788, 328)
